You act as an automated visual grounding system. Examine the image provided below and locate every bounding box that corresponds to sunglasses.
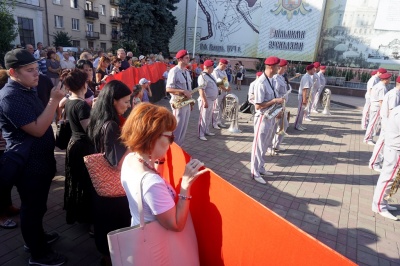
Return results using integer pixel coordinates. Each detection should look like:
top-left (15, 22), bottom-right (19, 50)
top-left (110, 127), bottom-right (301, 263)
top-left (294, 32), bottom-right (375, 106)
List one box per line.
top-left (162, 133), bottom-right (174, 144)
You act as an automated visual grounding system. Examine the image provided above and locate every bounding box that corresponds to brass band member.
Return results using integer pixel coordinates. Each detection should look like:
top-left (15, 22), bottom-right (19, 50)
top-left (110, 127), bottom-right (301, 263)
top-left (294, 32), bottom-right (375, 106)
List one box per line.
top-left (212, 59), bottom-right (231, 129)
top-left (294, 64), bottom-right (314, 131)
top-left (197, 60), bottom-right (219, 141)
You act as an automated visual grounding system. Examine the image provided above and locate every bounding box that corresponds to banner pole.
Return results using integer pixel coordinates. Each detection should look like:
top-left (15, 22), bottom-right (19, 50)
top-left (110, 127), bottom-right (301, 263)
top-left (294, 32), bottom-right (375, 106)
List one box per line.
top-left (192, 0), bottom-right (200, 58)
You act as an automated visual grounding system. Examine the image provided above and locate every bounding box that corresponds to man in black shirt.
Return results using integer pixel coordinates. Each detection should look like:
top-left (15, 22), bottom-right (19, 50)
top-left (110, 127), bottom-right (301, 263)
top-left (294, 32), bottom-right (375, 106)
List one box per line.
top-left (117, 48), bottom-right (130, 71)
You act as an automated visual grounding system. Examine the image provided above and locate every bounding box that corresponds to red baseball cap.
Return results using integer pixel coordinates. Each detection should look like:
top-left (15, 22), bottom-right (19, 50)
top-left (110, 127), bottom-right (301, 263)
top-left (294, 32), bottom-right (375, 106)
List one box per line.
top-left (279, 59), bottom-right (288, 67)
top-left (204, 60), bottom-right (213, 67)
top-left (176, 50), bottom-right (188, 59)
top-left (219, 58), bottom-right (228, 64)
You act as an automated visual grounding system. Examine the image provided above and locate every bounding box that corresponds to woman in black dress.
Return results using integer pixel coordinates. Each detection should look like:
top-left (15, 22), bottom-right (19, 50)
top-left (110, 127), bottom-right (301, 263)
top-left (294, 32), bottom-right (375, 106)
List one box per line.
top-left (95, 56), bottom-right (110, 85)
top-left (63, 69), bottom-right (95, 224)
top-left (87, 80), bottom-right (132, 264)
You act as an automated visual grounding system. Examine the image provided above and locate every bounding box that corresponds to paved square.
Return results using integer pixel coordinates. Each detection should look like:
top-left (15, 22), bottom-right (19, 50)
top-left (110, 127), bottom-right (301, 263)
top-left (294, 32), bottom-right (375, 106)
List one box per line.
top-left (1, 85), bottom-right (399, 265)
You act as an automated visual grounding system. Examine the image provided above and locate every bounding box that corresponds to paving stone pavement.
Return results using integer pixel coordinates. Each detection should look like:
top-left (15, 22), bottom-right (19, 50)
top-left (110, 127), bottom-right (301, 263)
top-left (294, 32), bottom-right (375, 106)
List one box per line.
top-left (1, 86), bottom-right (400, 266)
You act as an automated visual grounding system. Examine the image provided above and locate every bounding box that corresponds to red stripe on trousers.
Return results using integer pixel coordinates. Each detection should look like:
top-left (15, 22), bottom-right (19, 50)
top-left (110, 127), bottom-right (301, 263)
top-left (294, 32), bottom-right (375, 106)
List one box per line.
top-left (251, 114), bottom-right (264, 178)
top-left (377, 155), bottom-right (400, 212)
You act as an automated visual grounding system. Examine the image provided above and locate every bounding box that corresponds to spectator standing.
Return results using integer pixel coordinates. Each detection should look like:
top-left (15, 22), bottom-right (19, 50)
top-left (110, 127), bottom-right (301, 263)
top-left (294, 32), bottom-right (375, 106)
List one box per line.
top-left (139, 78), bottom-right (152, 102)
top-left (0, 48), bottom-right (66, 265)
top-left (95, 56), bottom-right (110, 85)
top-left (25, 44), bottom-right (35, 55)
top-left (117, 48), bottom-right (130, 71)
top-left (110, 56), bottom-right (121, 75)
top-left (75, 59), bottom-right (96, 104)
top-left (60, 52), bottom-right (75, 70)
top-left (37, 50), bottom-right (48, 75)
top-left (56, 46), bottom-right (63, 61)
top-left (33, 42), bottom-right (43, 59)
top-left (46, 50), bottom-right (61, 85)
top-left (93, 51), bottom-right (103, 69)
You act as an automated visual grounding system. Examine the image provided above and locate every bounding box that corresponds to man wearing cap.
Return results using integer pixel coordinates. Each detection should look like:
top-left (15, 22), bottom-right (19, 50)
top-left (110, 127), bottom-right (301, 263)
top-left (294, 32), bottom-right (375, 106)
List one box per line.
top-left (364, 72), bottom-right (390, 145)
top-left (362, 69), bottom-right (382, 130)
top-left (312, 65), bottom-right (327, 112)
top-left (139, 55), bottom-right (146, 66)
top-left (251, 56), bottom-right (284, 184)
top-left (139, 78), bottom-right (152, 102)
top-left (272, 59), bottom-right (290, 152)
top-left (0, 49), bottom-right (66, 265)
top-left (304, 62), bottom-right (320, 119)
top-left (369, 76), bottom-right (400, 171)
top-left (197, 60), bottom-right (219, 141)
top-left (371, 103), bottom-right (400, 221)
top-left (294, 64), bottom-right (314, 131)
top-left (166, 49), bottom-right (193, 145)
top-left (212, 58), bottom-right (231, 129)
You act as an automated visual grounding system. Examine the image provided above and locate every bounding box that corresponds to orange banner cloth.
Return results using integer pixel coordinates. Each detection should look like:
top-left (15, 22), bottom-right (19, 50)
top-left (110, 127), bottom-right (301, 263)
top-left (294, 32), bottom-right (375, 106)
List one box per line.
top-left (162, 143), bottom-right (356, 266)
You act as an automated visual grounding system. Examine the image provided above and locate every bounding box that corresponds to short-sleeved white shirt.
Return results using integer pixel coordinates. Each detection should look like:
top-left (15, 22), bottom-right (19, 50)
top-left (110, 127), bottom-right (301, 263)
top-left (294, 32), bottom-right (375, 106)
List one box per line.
top-left (299, 73), bottom-right (313, 97)
top-left (248, 80), bottom-right (257, 104)
top-left (317, 72), bottom-right (326, 88)
top-left (380, 88), bottom-right (400, 120)
top-left (370, 82), bottom-right (387, 105)
top-left (273, 74), bottom-right (288, 100)
top-left (121, 153), bottom-right (176, 227)
top-left (253, 74), bottom-right (275, 113)
top-left (198, 72), bottom-right (218, 100)
top-left (366, 76), bottom-right (380, 99)
top-left (385, 106), bottom-right (400, 150)
top-left (166, 66), bottom-right (192, 102)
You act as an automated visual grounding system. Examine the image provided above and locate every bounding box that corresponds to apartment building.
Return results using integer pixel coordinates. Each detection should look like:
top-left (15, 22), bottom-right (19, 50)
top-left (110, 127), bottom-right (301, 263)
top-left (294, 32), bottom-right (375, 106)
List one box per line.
top-left (10, 0), bottom-right (45, 48)
top-left (45, 0), bottom-right (121, 51)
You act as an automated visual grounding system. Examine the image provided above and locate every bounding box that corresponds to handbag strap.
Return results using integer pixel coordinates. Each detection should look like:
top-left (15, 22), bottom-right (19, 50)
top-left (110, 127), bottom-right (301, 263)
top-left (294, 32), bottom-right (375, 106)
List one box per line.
top-left (138, 171), bottom-right (150, 228)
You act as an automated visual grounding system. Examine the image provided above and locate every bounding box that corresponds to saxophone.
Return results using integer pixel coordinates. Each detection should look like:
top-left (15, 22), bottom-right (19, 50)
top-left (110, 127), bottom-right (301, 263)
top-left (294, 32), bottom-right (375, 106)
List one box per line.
top-left (171, 86), bottom-right (203, 109)
top-left (385, 167), bottom-right (400, 200)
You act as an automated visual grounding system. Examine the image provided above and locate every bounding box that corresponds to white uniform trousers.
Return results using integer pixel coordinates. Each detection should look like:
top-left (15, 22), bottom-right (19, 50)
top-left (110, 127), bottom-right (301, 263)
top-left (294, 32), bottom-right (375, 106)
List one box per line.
top-left (273, 112), bottom-right (288, 149)
top-left (311, 87), bottom-right (324, 111)
top-left (372, 147), bottom-right (400, 212)
top-left (361, 98), bottom-right (370, 130)
top-left (364, 105), bottom-right (380, 142)
top-left (197, 98), bottom-right (215, 138)
top-left (294, 96), bottom-right (305, 129)
top-left (212, 92), bottom-right (226, 127)
top-left (369, 125), bottom-right (385, 169)
top-left (305, 90), bottom-right (316, 118)
top-left (251, 113), bottom-right (274, 179)
top-left (171, 104), bottom-right (191, 146)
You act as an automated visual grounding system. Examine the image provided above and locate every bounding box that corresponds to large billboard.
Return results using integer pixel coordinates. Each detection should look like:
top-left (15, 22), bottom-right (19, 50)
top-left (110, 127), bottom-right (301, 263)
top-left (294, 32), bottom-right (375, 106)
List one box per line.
top-left (169, 0), bottom-right (326, 61)
top-left (316, 0), bottom-right (400, 69)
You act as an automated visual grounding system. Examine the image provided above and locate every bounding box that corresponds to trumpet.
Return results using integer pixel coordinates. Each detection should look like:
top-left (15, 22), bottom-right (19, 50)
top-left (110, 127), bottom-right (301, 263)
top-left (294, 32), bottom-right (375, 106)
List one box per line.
top-left (171, 86), bottom-right (203, 109)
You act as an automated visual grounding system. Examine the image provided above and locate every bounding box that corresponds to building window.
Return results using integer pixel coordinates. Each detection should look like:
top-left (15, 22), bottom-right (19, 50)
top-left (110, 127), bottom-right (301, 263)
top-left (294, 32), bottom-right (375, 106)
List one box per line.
top-left (111, 8), bottom-right (117, 17)
top-left (85, 1), bottom-right (93, 11)
top-left (88, 41), bottom-right (94, 49)
top-left (100, 5), bottom-right (106, 15)
top-left (55, 15), bottom-right (63, 28)
top-left (87, 22), bottom-right (93, 32)
top-left (100, 42), bottom-right (106, 52)
top-left (72, 40), bottom-right (80, 47)
top-left (70, 0), bottom-right (78, 8)
top-left (53, 0), bottom-right (61, 5)
top-left (72, 18), bottom-right (79, 30)
top-left (100, 24), bottom-right (106, 34)
top-left (17, 17), bottom-right (35, 48)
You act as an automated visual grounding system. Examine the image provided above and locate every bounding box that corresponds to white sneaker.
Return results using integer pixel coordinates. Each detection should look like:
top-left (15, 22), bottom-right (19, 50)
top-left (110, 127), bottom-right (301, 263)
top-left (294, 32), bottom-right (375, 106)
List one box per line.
top-left (254, 176), bottom-right (267, 184)
top-left (377, 211), bottom-right (398, 221)
top-left (366, 140), bottom-right (375, 146)
top-left (311, 109), bottom-right (320, 113)
top-left (213, 125), bottom-right (221, 130)
top-left (295, 127), bottom-right (304, 131)
top-left (274, 147), bottom-right (286, 152)
top-left (300, 125), bottom-right (307, 130)
top-left (266, 148), bottom-right (277, 156)
top-left (304, 117), bottom-right (312, 122)
top-left (218, 123), bottom-right (227, 128)
top-left (205, 132), bottom-right (215, 136)
top-left (260, 171), bottom-right (273, 176)
top-left (199, 136), bottom-right (207, 141)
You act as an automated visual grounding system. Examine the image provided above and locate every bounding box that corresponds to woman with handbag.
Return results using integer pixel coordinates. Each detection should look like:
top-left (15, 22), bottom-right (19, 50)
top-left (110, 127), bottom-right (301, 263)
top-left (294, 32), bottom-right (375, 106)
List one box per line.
top-left (115, 103), bottom-right (207, 265)
top-left (63, 69), bottom-right (95, 225)
top-left (87, 80), bottom-right (132, 265)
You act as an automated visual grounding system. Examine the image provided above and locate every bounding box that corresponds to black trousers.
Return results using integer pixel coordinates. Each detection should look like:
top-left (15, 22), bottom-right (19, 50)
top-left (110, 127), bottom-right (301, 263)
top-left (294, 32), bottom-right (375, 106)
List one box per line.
top-left (16, 157), bottom-right (56, 258)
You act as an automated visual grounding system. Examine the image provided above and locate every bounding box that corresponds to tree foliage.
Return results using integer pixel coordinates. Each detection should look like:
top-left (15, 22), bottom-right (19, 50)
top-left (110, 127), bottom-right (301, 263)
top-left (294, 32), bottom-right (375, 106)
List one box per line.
top-left (52, 31), bottom-right (73, 47)
top-left (119, 0), bottom-right (179, 56)
top-left (0, 0), bottom-right (18, 66)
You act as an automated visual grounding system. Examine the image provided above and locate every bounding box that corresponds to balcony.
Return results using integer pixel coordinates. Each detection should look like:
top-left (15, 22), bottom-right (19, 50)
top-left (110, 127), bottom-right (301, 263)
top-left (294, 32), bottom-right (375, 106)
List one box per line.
top-left (86, 31), bottom-right (100, 40)
top-left (84, 10), bottom-right (99, 19)
top-left (110, 0), bottom-right (119, 5)
top-left (110, 16), bottom-right (121, 24)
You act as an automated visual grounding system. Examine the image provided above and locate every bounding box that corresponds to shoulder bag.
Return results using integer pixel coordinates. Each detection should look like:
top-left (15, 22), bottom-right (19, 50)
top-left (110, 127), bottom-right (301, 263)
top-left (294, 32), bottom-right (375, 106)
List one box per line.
top-left (107, 172), bottom-right (199, 266)
top-left (55, 110), bottom-right (72, 150)
top-left (83, 121), bottom-right (126, 197)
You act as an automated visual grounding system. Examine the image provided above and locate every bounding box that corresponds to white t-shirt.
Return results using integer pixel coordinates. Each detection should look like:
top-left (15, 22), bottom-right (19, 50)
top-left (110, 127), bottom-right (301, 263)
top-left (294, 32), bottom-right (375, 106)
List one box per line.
top-left (121, 153), bottom-right (176, 226)
top-left (299, 73), bottom-right (313, 98)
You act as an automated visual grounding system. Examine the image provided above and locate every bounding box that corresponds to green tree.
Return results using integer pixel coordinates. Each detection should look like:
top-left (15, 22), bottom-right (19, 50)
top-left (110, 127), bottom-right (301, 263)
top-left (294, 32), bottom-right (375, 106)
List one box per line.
top-left (52, 31), bottom-right (73, 47)
top-left (0, 0), bottom-right (18, 66)
top-left (119, 0), bottom-right (179, 55)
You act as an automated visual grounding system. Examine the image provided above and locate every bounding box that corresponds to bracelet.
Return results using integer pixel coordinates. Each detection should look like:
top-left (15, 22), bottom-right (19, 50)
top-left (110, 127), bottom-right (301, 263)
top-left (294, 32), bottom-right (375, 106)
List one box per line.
top-left (178, 194), bottom-right (192, 200)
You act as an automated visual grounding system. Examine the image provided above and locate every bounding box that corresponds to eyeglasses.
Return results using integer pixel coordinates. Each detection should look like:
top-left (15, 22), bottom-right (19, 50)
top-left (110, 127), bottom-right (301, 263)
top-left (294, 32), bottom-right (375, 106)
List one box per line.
top-left (162, 133), bottom-right (174, 144)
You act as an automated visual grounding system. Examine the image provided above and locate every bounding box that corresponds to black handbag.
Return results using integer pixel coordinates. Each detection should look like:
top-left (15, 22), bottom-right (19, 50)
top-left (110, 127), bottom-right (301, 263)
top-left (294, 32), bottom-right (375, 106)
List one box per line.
top-left (55, 111), bottom-right (72, 150)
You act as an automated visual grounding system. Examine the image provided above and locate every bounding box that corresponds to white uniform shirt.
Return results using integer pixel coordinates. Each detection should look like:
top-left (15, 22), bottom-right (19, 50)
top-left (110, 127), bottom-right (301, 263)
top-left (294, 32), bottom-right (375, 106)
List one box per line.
top-left (299, 73), bottom-right (313, 98)
top-left (273, 74), bottom-right (288, 101)
top-left (248, 80), bottom-right (257, 104)
top-left (317, 71), bottom-right (326, 88)
top-left (311, 73), bottom-right (320, 94)
top-left (385, 105), bottom-right (400, 151)
top-left (366, 75), bottom-right (380, 99)
top-left (197, 72), bottom-right (218, 100)
top-left (166, 66), bottom-right (192, 102)
top-left (380, 88), bottom-right (400, 120)
top-left (254, 74), bottom-right (276, 114)
top-left (370, 82), bottom-right (387, 106)
top-left (212, 67), bottom-right (229, 86)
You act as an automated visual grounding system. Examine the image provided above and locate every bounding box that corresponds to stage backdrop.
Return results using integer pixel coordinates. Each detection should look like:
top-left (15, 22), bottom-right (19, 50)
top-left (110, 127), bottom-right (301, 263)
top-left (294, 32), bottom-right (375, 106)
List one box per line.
top-left (170, 0), bottom-right (327, 61)
top-left (161, 143), bottom-right (356, 265)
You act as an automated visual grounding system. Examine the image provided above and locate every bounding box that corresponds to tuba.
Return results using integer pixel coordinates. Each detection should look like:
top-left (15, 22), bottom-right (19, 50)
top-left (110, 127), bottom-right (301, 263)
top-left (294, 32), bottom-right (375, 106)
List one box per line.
top-left (171, 86), bottom-right (203, 109)
top-left (322, 88), bottom-right (332, 115)
top-left (221, 94), bottom-right (241, 133)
